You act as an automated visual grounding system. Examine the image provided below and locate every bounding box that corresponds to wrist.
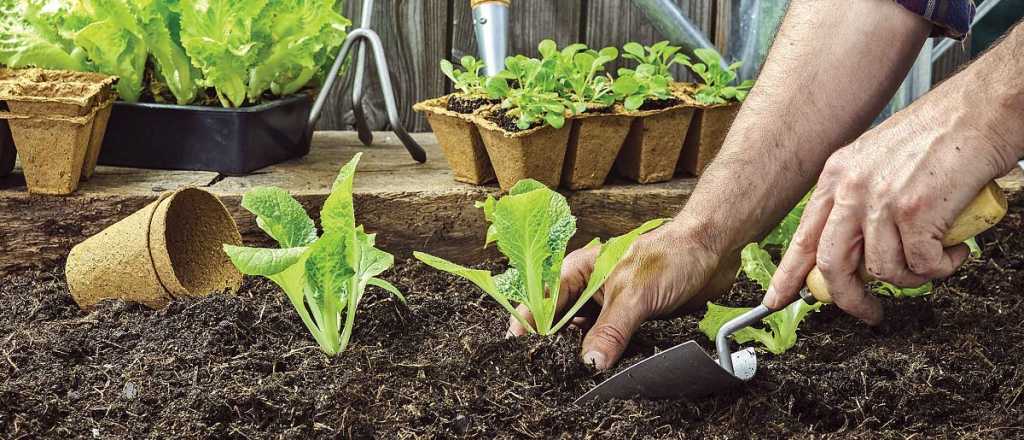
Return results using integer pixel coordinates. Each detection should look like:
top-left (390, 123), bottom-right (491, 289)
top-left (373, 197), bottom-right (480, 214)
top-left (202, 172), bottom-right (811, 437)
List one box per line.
top-left (660, 212), bottom-right (729, 266)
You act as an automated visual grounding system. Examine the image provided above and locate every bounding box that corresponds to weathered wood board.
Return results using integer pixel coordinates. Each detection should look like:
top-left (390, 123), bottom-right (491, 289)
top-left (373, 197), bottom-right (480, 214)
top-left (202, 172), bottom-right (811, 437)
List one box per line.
top-left (0, 132), bottom-right (701, 277)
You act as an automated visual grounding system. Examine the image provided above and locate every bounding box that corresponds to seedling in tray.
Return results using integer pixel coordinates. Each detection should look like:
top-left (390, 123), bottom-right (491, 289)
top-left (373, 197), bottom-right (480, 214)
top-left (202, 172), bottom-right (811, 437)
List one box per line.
top-left (485, 47), bottom-right (569, 130)
top-left (680, 48), bottom-right (755, 105)
top-left (440, 55), bottom-right (494, 113)
top-left (621, 41), bottom-right (688, 77)
top-left (551, 43), bottom-right (619, 114)
top-left (414, 180), bottom-right (665, 335)
top-left (223, 154), bottom-right (405, 356)
top-left (612, 63), bottom-right (675, 112)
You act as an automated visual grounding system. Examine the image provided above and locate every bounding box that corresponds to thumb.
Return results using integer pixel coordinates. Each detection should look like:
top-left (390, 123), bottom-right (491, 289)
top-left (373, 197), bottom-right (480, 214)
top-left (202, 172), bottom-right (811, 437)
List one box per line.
top-left (580, 297), bottom-right (646, 370)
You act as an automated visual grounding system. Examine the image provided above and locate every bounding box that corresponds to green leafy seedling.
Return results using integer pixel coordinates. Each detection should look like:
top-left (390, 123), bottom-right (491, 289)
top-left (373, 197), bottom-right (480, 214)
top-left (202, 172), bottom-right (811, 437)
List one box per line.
top-left (680, 48), bottom-right (754, 105)
top-left (555, 44), bottom-right (618, 113)
top-left (414, 180), bottom-right (666, 335)
top-left (440, 55), bottom-right (488, 98)
top-left (621, 40), bottom-right (688, 76)
top-left (612, 63), bottom-right (674, 112)
top-left (485, 44), bottom-right (569, 130)
top-left (223, 154), bottom-right (404, 356)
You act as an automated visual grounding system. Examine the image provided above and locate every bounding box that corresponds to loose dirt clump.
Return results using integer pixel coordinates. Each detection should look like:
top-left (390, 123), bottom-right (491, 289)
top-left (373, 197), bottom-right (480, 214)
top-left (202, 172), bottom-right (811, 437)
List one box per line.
top-left (2, 196), bottom-right (1022, 439)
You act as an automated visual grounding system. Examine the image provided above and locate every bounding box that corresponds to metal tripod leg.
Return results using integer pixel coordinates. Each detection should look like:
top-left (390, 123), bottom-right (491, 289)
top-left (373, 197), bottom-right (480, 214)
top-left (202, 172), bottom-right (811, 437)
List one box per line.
top-left (350, 40), bottom-right (374, 146)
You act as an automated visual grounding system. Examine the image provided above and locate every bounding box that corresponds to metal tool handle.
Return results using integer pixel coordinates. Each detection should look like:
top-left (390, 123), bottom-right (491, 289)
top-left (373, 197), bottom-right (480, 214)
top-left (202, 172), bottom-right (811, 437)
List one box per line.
top-left (472, 0), bottom-right (510, 77)
top-left (806, 180), bottom-right (1008, 303)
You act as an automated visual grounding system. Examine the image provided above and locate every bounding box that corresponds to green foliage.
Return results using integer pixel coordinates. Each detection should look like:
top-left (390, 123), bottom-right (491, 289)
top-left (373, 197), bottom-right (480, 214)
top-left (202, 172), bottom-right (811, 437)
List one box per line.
top-left (0, 0), bottom-right (349, 107)
top-left (484, 43), bottom-right (570, 130)
top-left (440, 55), bottom-right (488, 98)
top-left (621, 41), bottom-right (687, 76)
top-left (223, 154), bottom-right (404, 356)
top-left (550, 43), bottom-right (618, 113)
top-left (612, 63), bottom-right (674, 112)
top-left (699, 300), bottom-right (822, 355)
top-left (679, 48), bottom-right (754, 105)
top-left (415, 180), bottom-right (667, 335)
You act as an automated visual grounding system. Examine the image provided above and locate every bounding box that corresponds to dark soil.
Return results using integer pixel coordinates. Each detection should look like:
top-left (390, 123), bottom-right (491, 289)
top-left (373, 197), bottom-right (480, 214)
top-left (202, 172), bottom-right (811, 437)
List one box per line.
top-left (3, 196), bottom-right (1023, 439)
top-left (638, 97), bottom-right (680, 111)
top-left (488, 108), bottom-right (539, 133)
top-left (445, 95), bottom-right (497, 114)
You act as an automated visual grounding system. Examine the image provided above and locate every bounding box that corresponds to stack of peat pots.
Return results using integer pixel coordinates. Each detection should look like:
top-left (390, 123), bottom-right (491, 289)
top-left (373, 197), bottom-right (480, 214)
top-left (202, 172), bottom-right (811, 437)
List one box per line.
top-left (0, 68), bottom-right (116, 195)
top-left (418, 84), bottom-right (740, 191)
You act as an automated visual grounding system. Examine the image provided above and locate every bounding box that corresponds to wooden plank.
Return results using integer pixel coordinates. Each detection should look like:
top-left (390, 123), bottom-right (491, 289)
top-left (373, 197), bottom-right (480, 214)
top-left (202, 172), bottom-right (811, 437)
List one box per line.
top-left (0, 132), bottom-right (704, 276)
top-left (451, 0), bottom-right (583, 63)
top-left (315, 0), bottom-right (450, 132)
top-left (585, 0), bottom-right (714, 82)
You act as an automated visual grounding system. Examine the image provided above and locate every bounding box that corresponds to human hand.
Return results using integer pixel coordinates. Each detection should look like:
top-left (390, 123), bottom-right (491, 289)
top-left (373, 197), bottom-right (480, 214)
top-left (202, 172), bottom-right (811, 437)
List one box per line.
top-left (763, 102), bottom-right (1019, 325)
top-left (507, 224), bottom-right (740, 370)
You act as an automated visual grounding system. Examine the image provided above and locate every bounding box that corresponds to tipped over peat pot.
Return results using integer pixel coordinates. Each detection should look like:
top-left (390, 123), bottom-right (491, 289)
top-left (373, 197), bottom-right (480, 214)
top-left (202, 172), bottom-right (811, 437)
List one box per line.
top-left (98, 94), bottom-right (313, 175)
top-left (562, 107), bottom-right (633, 190)
top-left (475, 108), bottom-right (571, 191)
top-left (413, 94), bottom-right (496, 185)
top-left (65, 187), bottom-right (243, 310)
top-left (0, 69), bottom-right (116, 195)
top-left (615, 99), bottom-right (695, 184)
top-left (678, 101), bottom-right (741, 176)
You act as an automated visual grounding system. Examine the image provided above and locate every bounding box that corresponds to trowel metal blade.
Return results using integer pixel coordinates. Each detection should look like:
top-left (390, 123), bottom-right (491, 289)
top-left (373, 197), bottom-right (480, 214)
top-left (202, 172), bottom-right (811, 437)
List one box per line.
top-left (575, 340), bottom-right (757, 405)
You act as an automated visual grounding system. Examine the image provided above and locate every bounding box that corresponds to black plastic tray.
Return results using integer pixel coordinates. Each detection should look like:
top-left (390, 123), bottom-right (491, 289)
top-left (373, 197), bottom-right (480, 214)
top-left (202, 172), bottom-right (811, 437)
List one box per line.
top-left (0, 120), bottom-right (14, 178)
top-left (98, 94), bottom-right (313, 175)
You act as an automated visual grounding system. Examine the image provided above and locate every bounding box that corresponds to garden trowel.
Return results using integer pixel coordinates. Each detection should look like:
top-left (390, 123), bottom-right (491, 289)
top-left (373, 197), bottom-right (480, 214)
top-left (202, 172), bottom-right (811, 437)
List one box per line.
top-left (577, 180), bottom-right (1008, 405)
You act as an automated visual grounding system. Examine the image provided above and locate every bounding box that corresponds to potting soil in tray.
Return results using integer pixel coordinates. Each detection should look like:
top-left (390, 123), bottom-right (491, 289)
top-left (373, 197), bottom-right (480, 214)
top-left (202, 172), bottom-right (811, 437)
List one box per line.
top-left (3, 194), bottom-right (1023, 438)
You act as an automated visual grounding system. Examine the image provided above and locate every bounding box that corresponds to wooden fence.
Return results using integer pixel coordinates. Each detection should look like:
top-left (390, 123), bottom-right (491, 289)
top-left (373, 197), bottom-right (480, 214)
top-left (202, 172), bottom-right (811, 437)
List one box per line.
top-left (315, 0), bottom-right (970, 133)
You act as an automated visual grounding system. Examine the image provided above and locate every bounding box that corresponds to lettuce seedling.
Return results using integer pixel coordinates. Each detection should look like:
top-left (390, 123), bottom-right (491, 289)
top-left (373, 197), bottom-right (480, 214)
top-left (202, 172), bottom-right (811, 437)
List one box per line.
top-left (553, 44), bottom-right (618, 114)
top-left (414, 180), bottom-right (666, 335)
top-left (679, 48), bottom-right (754, 105)
top-left (223, 154), bottom-right (404, 356)
top-left (621, 41), bottom-right (687, 76)
top-left (440, 55), bottom-right (489, 99)
top-left (611, 63), bottom-right (675, 111)
top-left (485, 50), bottom-right (569, 130)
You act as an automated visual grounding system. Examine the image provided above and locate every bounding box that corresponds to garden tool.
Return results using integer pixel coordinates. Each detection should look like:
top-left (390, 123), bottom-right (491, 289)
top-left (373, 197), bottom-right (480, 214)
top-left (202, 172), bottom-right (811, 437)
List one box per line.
top-left (471, 0), bottom-right (509, 77)
top-left (577, 180), bottom-right (1008, 404)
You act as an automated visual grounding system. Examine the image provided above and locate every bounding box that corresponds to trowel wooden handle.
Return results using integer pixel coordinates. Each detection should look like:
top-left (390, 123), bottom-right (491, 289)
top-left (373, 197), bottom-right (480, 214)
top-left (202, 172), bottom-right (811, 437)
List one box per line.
top-left (806, 180), bottom-right (1008, 303)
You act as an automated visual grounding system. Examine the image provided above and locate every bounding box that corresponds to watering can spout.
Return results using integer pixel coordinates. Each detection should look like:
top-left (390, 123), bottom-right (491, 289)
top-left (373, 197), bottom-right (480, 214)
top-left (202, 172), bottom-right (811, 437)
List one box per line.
top-left (471, 0), bottom-right (510, 77)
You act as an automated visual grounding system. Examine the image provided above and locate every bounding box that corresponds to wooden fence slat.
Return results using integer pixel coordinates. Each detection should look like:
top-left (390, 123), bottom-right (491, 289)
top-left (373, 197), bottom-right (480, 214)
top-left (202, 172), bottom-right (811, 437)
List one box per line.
top-left (316, 0), bottom-right (450, 133)
top-left (585, 0), bottom-right (714, 82)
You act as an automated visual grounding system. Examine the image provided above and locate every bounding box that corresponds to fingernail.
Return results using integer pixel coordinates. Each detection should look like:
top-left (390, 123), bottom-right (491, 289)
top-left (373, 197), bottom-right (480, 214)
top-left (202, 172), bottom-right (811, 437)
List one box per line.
top-left (583, 351), bottom-right (607, 370)
top-left (763, 287), bottom-right (777, 308)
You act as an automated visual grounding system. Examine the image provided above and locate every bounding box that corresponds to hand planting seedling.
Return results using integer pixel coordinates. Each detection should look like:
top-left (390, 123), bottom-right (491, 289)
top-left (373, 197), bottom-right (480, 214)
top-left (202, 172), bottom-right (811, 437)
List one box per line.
top-left (414, 180), bottom-right (665, 335)
top-left (440, 55), bottom-right (494, 113)
top-left (223, 154), bottom-right (404, 356)
top-left (612, 63), bottom-right (676, 112)
top-left (679, 48), bottom-right (755, 105)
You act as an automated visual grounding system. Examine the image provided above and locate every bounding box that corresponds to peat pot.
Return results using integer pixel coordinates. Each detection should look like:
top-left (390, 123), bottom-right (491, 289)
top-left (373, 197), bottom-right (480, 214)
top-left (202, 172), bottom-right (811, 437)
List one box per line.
top-left (678, 102), bottom-right (741, 176)
top-left (615, 100), bottom-right (695, 184)
top-left (474, 109), bottom-right (572, 191)
top-left (413, 94), bottom-right (496, 185)
top-left (562, 109), bottom-right (633, 190)
top-left (99, 94), bottom-right (313, 175)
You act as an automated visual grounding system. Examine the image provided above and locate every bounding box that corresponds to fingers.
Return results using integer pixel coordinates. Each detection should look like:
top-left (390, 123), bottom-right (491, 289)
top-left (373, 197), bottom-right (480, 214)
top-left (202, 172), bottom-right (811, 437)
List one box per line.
top-left (507, 304), bottom-right (534, 337)
top-left (580, 295), bottom-right (647, 370)
top-left (863, 209), bottom-right (930, 287)
top-left (507, 245), bottom-right (598, 337)
top-left (816, 207), bottom-right (883, 325)
top-left (764, 191), bottom-right (834, 310)
top-left (900, 222), bottom-right (971, 279)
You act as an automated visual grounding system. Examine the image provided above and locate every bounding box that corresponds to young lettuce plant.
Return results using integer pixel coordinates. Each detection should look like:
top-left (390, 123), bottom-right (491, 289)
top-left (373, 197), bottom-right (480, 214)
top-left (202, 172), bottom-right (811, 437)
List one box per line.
top-left (553, 43), bottom-right (619, 114)
top-left (440, 55), bottom-right (488, 98)
top-left (680, 48), bottom-right (755, 105)
top-left (223, 154), bottom-right (404, 356)
top-left (611, 63), bottom-right (675, 112)
top-left (414, 180), bottom-right (666, 335)
top-left (485, 52), bottom-right (569, 130)
top-left (621, 41), bottom-right (687, 76)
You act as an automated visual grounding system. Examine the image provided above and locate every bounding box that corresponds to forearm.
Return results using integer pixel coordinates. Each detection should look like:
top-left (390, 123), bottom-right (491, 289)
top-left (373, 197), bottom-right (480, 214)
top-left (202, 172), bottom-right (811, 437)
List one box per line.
top-left (670, 0), bottom-right (931, 256)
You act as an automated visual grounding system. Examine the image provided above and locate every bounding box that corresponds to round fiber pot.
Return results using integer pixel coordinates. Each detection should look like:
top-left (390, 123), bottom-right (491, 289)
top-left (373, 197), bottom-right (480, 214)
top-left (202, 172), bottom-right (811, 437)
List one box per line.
top-left (475, 109), bottom-right (571, 191)
top-left (615, 102), bottom-right (695, 184)
top-left (66, 187), bottom-right (243, 310)
top-left (413, 95), bottom-right (496, 185)
top-left (562, 110), bottom-right (634, 190)
top-left (677, 102), bottom-right (741, 176)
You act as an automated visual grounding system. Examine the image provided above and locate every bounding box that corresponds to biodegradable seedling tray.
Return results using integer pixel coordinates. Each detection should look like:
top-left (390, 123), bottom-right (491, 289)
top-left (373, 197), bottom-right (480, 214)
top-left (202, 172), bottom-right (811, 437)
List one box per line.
top-left (414, 95), bottom-right (496, 185)
top-left (563, 109), bottom-right (633, 190)
top-left (615, 102), bottom-right (695, 184)
top-left (678, 102), bottom-right (741, 176)
top-left (65, 187), bottom-right (243, 310)
top-left (475, 110), bottom-right (571, 191)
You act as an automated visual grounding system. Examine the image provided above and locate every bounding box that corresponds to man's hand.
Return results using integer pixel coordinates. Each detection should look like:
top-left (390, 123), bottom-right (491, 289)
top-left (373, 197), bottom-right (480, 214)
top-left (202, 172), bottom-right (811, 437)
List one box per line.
top-left (764, 21), bottom-right (1024, 323)
top-left (507, 224), bottom-right (739, 370)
